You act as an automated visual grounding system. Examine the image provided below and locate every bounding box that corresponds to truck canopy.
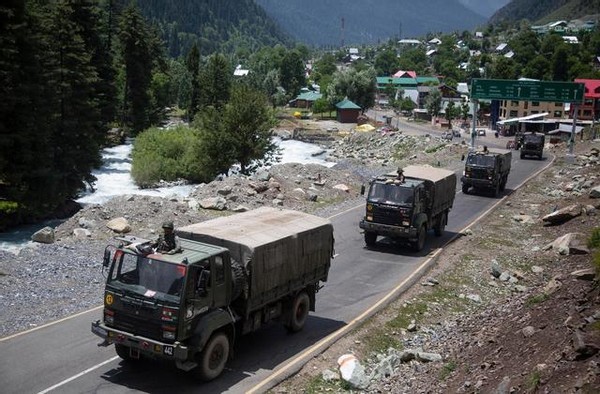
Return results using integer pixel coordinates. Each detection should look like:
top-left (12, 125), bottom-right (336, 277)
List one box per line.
top-left (177, 207), bottom-right (334, 300)
top-left (400, 165), bottom-right (457, 215)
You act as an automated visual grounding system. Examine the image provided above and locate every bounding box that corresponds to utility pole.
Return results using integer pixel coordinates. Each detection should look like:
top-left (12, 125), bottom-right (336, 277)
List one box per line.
top-left (340, 17), bottom-right (345, 49)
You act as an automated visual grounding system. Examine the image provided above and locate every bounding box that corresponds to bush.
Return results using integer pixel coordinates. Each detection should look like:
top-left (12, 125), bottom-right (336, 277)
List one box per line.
top-left (131, 126), bottom-right (213, 187)
top-left (588, 227), bottom-right (600, 249)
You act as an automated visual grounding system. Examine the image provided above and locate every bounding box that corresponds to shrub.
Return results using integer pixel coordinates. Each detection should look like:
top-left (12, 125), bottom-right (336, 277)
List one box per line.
top-left (588, 227), bottom-right (600, 249)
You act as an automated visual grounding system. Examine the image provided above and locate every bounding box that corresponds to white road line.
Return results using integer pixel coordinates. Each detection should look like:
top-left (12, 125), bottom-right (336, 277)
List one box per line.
top-left (37, 356), bottom-right (119, 394)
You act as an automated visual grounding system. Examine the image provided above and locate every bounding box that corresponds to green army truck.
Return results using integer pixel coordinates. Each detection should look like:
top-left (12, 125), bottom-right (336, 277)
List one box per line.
top-left (359, 165), bottom-right (457, 252)
top-left (91, 207), bottom-right (334, 381)
top-left (461, 148), bottom-right (512, 197)
top-left (520, 132), bottom-right (545, 160)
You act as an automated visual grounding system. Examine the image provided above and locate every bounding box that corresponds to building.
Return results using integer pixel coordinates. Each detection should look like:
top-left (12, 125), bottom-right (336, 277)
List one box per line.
top-left (335, 98), bottom-right (361, 123)
top-left (290, 90), bottom-right (322, 108)
top-left (499, 100), bottom-right (565, 120)
top-left (572, 79), bottom-right (600, 120)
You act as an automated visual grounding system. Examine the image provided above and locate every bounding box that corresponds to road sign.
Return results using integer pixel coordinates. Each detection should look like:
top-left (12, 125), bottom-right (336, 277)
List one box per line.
top-left (471, 79), bottom-right (584, 103)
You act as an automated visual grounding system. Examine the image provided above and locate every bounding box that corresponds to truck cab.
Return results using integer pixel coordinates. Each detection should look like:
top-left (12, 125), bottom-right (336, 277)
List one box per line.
top-left (461, 148), bottom-right (512, 197)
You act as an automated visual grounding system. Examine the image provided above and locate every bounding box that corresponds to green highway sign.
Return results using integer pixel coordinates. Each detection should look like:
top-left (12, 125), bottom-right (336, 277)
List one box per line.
top-left (471, 79), bottom-right (584, 103)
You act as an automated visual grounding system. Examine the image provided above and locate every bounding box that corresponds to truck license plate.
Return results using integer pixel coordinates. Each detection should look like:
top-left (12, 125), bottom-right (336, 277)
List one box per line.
top-left (163, 346), bottom-right (174, 356)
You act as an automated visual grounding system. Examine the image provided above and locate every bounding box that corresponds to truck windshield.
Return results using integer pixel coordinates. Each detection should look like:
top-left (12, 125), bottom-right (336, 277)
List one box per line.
top-left (368, 183), bottom-right (414, 205)
top-left (524, 134), bottom-right (543, 143)
top-left (108, 250), bottom-right (186, 300)
top-left (466, 154), bottom-right (495, 167)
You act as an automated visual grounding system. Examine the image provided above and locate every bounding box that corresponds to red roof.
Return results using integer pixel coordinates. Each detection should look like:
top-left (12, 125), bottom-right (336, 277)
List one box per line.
top-left (575, 78), bottom-right (600, 99)
top-left (393, 70), bottom-right (417, 79)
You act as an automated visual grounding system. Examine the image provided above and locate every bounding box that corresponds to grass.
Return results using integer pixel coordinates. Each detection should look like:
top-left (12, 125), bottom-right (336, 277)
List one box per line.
top-left (363, 329), bottom-right (402, 354)
top-left (439, 360), bottom-right (457, 380)
top-left (424, 144), bottom-right (446, 154)
top-left (526, 293), bottom-right (550, 307)
top-left (300, 375), bottom-right (341, 393)
top-left (526, 370), bottom-right (542, 392)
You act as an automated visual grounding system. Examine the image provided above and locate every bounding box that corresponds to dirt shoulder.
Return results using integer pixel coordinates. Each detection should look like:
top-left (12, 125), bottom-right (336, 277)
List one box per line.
top-left (271, 142), bottom-right (600, 393)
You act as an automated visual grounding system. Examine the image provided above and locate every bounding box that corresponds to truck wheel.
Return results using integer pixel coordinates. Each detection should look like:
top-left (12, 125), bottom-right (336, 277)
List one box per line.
top-left (500, 176), bottom-right (507, 191)
top-left (493, 182), bottom-right (500, 197)
top-left (287, 291), bottom-right (310, 332)
top-left (462, 184), bottom-right (469, 194)
top-left (434, 212), bottom-right (446, 236)
top-left (412, 225), bottom-right (426, 252)
top-left (115, 344), bottom-right (137, 362)
top-left (364, 232), bottom-right (377, 247)
top-left (196, 332), bottom-right (230, 381)
top-left (520, 152), bottom-right (525, 159)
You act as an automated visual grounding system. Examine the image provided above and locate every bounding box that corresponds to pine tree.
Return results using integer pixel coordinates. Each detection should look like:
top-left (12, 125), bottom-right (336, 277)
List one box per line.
top-left (186, 43), bottom-right (201, 120)
top-left (199, 53), bottom-right (231, 110)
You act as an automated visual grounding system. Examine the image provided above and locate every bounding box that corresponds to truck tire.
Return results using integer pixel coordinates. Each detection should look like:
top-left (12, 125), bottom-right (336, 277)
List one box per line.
top-left (115, 344), bottom-right (137, 362)
top-left (520, 152), bottom-right (525, 159)
top-left (364, 232), bottom-right (377, 247)
top-left (462, 184), bottom-right (469, 194)
top-left (434, 212), bottom-right (446, 236)
top-left (286, 292), bottom-right (310, 332)
top-left (412, 225), bottom-right (426, 252)
top-left (493, 182), bottom-right (500, 197)
top-left (196, 332), bottom-right (230, 381)
top-left (500, 176), bottom-right (507, 191)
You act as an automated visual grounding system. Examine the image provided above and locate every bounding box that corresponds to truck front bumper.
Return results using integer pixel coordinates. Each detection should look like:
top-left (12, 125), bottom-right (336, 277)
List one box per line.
top-left (91, 320), bottom-right (189, 361)
top-left (461, 176), bottom-right (494, 189)
top-left (359, 219), bottom-right (417, 239)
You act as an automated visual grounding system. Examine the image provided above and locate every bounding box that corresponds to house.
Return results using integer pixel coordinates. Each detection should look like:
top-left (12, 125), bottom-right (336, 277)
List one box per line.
top-left (393, 70), bottom-right (417, 79)
top-left (563, 36), bottom-right (579, 44)
top-left (495, 43), bottom-right (508, 53)
top-left (547, 123), bottom-right (584, 142)
top-left (475, 31), bottom-right (483, 39)
top-left (572, 79), bottom-right (600, 120)
top-left (335, 98), bottom-right (361, 123)
top-left (398, 39), bottom-right (422, 46)
top-left (233, 65), bottom-right (249, 77)
top-left (504, 51), bottom-right (515, 59)
top-left (290, 89), bottom-right (322, 108)
top-left (428, 38), bottom-right (442, 45)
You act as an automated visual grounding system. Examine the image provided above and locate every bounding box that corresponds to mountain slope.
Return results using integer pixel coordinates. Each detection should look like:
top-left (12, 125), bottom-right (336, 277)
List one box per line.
top-left (458, 0), bottom-right (511, 18)
top-left (134, 0), bottom-right (293, 57)
top-left (489, 0), bottom-right (600, 25)
top-left (255, 0), bottom-right (487, 46)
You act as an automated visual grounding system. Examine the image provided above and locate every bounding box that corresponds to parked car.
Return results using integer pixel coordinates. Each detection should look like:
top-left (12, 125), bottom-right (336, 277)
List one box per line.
top-left (477, 129), bottom-right (486, 136)
top-left (452, 129), bottom-right (461, 137)
top-left (442, 131), bottom-right (453, 141)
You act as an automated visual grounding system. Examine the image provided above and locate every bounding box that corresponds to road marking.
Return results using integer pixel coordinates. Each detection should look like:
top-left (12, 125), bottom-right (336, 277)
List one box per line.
top-left (0, 305), bottom-right (104, 342)
top-left (37, 356), bottom-right (119, 394)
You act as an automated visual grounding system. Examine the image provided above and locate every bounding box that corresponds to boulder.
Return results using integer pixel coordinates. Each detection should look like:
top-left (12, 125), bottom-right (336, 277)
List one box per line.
top-left (590, 186), bottom-right (600, 199)
top-left (337, 354), bottom-right (370, 390)
top-left (31, 226), bottom-right (55, 244)
top-left (544, 233), bottom-right (589, 255)
top-left (199, 197), bottom-right (227, 210)
top-left (73, 228), bottom-right (91, 239)
top-left (542, 204), bottom-right (582, 225)
top-left (333, 183), bottom-right (350, 192)
top-left (106, 217), bottom-right (131, 233)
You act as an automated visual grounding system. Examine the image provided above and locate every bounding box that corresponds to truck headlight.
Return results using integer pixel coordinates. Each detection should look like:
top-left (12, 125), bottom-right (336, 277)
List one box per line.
top-left (366, 215), bottom-right (373, 221)
top-left (402, 221), bottom-right (410, 226)
top-left (163, 330), bottom-right (176, 340)
top-left (104, 309), bottom-right (114, 324)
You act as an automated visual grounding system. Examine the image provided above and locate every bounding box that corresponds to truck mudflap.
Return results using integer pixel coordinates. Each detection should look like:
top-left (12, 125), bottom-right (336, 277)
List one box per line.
top-left (359, 219), bottom-right (417, 239)
top-left (91, 320), bottom-right (189, 361)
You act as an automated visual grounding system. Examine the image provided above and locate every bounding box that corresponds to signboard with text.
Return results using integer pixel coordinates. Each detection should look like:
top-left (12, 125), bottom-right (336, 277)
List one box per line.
top-left (471, 79), bottom-right (584, 103)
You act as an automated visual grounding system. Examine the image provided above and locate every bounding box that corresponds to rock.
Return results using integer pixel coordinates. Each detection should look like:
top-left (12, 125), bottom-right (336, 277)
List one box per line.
top-left (217, 186), bottom-right (232, 196)
top-left (416, 352), bottom-right (442, 362)
top-left (187, 199), bottom-right (199, 210)
top-left (199, 197), bottom-right (227, 210)
top-left (522, 326), bottom-right (536, 337)
top-left (73, 228), bottom-right (91, 239)
top-left (78, 217), bottom-right (96, 229)
top-left (106, 217), bottom-right (131, 233)
top-left (542, 204), bottom-right (582, 225)
top-left (590, 186), bottom-right (600, 198)
top-left (531, 265), bottom-right (544, 273)
top-left (499, 272), bottom-right (511, 282)
top-left (232, 205), bottom-right (249, 212)
top-left (31, 226), bottom-right (55, 244)
top-left (573, 330), bottom-right (600, 359)
top-left (494, 376), bottom-right (512, 394)
top-left (255, 170), bottom-right (271, 182)
top-left (466, 294), bottom-right (481, 303)
top-left (337, 354), bottom-right (370, 390)
top-left (544, 233), bottom-right (589, 255)
top-left (321, 369), bottom-right (339, 382)
top-left (307, 192), bottom-right (318, 202)
top-left (272, 198), bottom-right (284, 206)
top-left (544, 277), bottom-right (562, 295)
top-left (490, 260), bottom-right (502, 278)
top-left (407, 322), bottom-right (418, 332)
top-left (571, 268), bottom-right (596, 281)
top-left (248, 182), bottom-right (268, 193)
top-left (333, 183), bottom-right (350, 192)
top-left (512, 214), bottom-right (534, 224)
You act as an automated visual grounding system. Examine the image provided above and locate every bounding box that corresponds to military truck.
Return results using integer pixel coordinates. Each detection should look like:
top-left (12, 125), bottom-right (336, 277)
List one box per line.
top-left (91, 207), bottom-right (334, 381)
top-left (359, 165), bottom-right (457, 251)
top-left (520, 132), bottom-right (545, 160)
top-left (461, 148), bottom-right (512, 197)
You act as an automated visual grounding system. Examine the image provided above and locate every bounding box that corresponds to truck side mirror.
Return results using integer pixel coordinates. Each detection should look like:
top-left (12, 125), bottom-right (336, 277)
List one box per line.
top-left (103, 248), bottom-right (111, 268)
top-left (360, 185), bottom-right (366, 195)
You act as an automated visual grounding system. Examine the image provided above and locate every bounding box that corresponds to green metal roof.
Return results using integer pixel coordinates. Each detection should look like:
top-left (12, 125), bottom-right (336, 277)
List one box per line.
top-left (376, 77), bottom-right (417, 87)
top-left (335, 98), bottom-right (361, 109)
top-left (416, 76), bottom-right (440, 84)
top-left (296, 91), bottom-right (322, 101)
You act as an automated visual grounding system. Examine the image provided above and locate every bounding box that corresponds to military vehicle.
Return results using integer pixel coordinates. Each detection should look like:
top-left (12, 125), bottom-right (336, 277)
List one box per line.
top-left (461, 148), bottom-right (512, 197)
top-left (91, 207), bottom-right (334, 381)
top-left (359, 165), bottom-right (457, 251)
top-left (520, 132), bottom-right (545, 160)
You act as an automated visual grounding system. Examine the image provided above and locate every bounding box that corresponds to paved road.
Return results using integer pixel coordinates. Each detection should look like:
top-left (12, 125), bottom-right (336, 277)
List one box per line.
top-left (0, 135), bottom-right (550, 394)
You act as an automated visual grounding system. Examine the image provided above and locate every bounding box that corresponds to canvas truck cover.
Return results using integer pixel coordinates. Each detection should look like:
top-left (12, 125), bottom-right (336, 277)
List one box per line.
top-left (176, 207), bottom-right (334, 302)
top-left (487, 148), bottom-right (512, 172)
top-left (402, 165), bottom-right (457, 214)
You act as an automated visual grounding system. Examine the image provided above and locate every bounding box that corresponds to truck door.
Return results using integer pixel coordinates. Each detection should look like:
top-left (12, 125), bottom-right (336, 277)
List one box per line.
top-left (211, 254), bottom-right (227, 308)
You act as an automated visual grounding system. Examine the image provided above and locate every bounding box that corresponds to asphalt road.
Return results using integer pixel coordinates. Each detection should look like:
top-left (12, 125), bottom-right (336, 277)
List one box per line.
top-left (0, 127), bottom-right (550, 394)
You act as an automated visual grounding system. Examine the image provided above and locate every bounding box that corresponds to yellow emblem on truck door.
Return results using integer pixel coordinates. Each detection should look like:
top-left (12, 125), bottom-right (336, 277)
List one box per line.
top-left (105, 294), bottom-right (113, 305)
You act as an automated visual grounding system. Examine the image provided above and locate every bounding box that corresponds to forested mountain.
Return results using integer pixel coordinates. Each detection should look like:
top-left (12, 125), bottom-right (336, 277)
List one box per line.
top-left (489, 0), bottom-right (600, 25)
top-left (134, 0), bottom-right (293, 57)
top-left (458, 0), bottom-right (511, 18)
top-left (255, 0), bottom-right (487, 46)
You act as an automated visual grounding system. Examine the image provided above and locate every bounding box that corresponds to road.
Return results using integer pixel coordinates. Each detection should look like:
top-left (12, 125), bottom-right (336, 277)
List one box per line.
top-left (0, 126), bottom-right (549, 394)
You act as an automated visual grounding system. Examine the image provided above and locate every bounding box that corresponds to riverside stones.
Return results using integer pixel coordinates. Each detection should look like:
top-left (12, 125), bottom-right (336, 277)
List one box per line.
top-left (32, 226), bottom-right (55, 244)
top-left (106, 217), bottom-right (131, 233)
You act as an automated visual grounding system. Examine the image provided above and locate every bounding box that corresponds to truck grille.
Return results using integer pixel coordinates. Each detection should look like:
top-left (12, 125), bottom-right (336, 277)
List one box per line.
top-left (469, 168), bottom-right (489, 179)
top-left (373, 207), bottom-right (403, 226)
top-left (112, 312), bottom-right (162, 341)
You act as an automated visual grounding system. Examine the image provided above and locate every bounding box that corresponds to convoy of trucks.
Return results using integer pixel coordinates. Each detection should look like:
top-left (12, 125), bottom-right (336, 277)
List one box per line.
top-left (91, 207), bottom-right (334, 381)
top-left (461, 148), bottom-right (512, 197)
top-left (359, 165), bottom-right (457, 251)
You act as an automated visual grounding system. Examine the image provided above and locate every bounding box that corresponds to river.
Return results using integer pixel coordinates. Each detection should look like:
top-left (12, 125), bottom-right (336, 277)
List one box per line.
top-left (0, 137), bottom-right (334, 252)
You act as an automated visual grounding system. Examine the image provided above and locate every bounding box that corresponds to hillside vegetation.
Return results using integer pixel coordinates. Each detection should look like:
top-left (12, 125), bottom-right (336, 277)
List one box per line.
top-left (490, 0), bottom-right (600, 25)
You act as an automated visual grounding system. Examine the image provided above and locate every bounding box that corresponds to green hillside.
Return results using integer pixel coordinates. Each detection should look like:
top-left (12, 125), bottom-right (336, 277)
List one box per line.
top-left (490, 0), bottom-right (600, 25)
